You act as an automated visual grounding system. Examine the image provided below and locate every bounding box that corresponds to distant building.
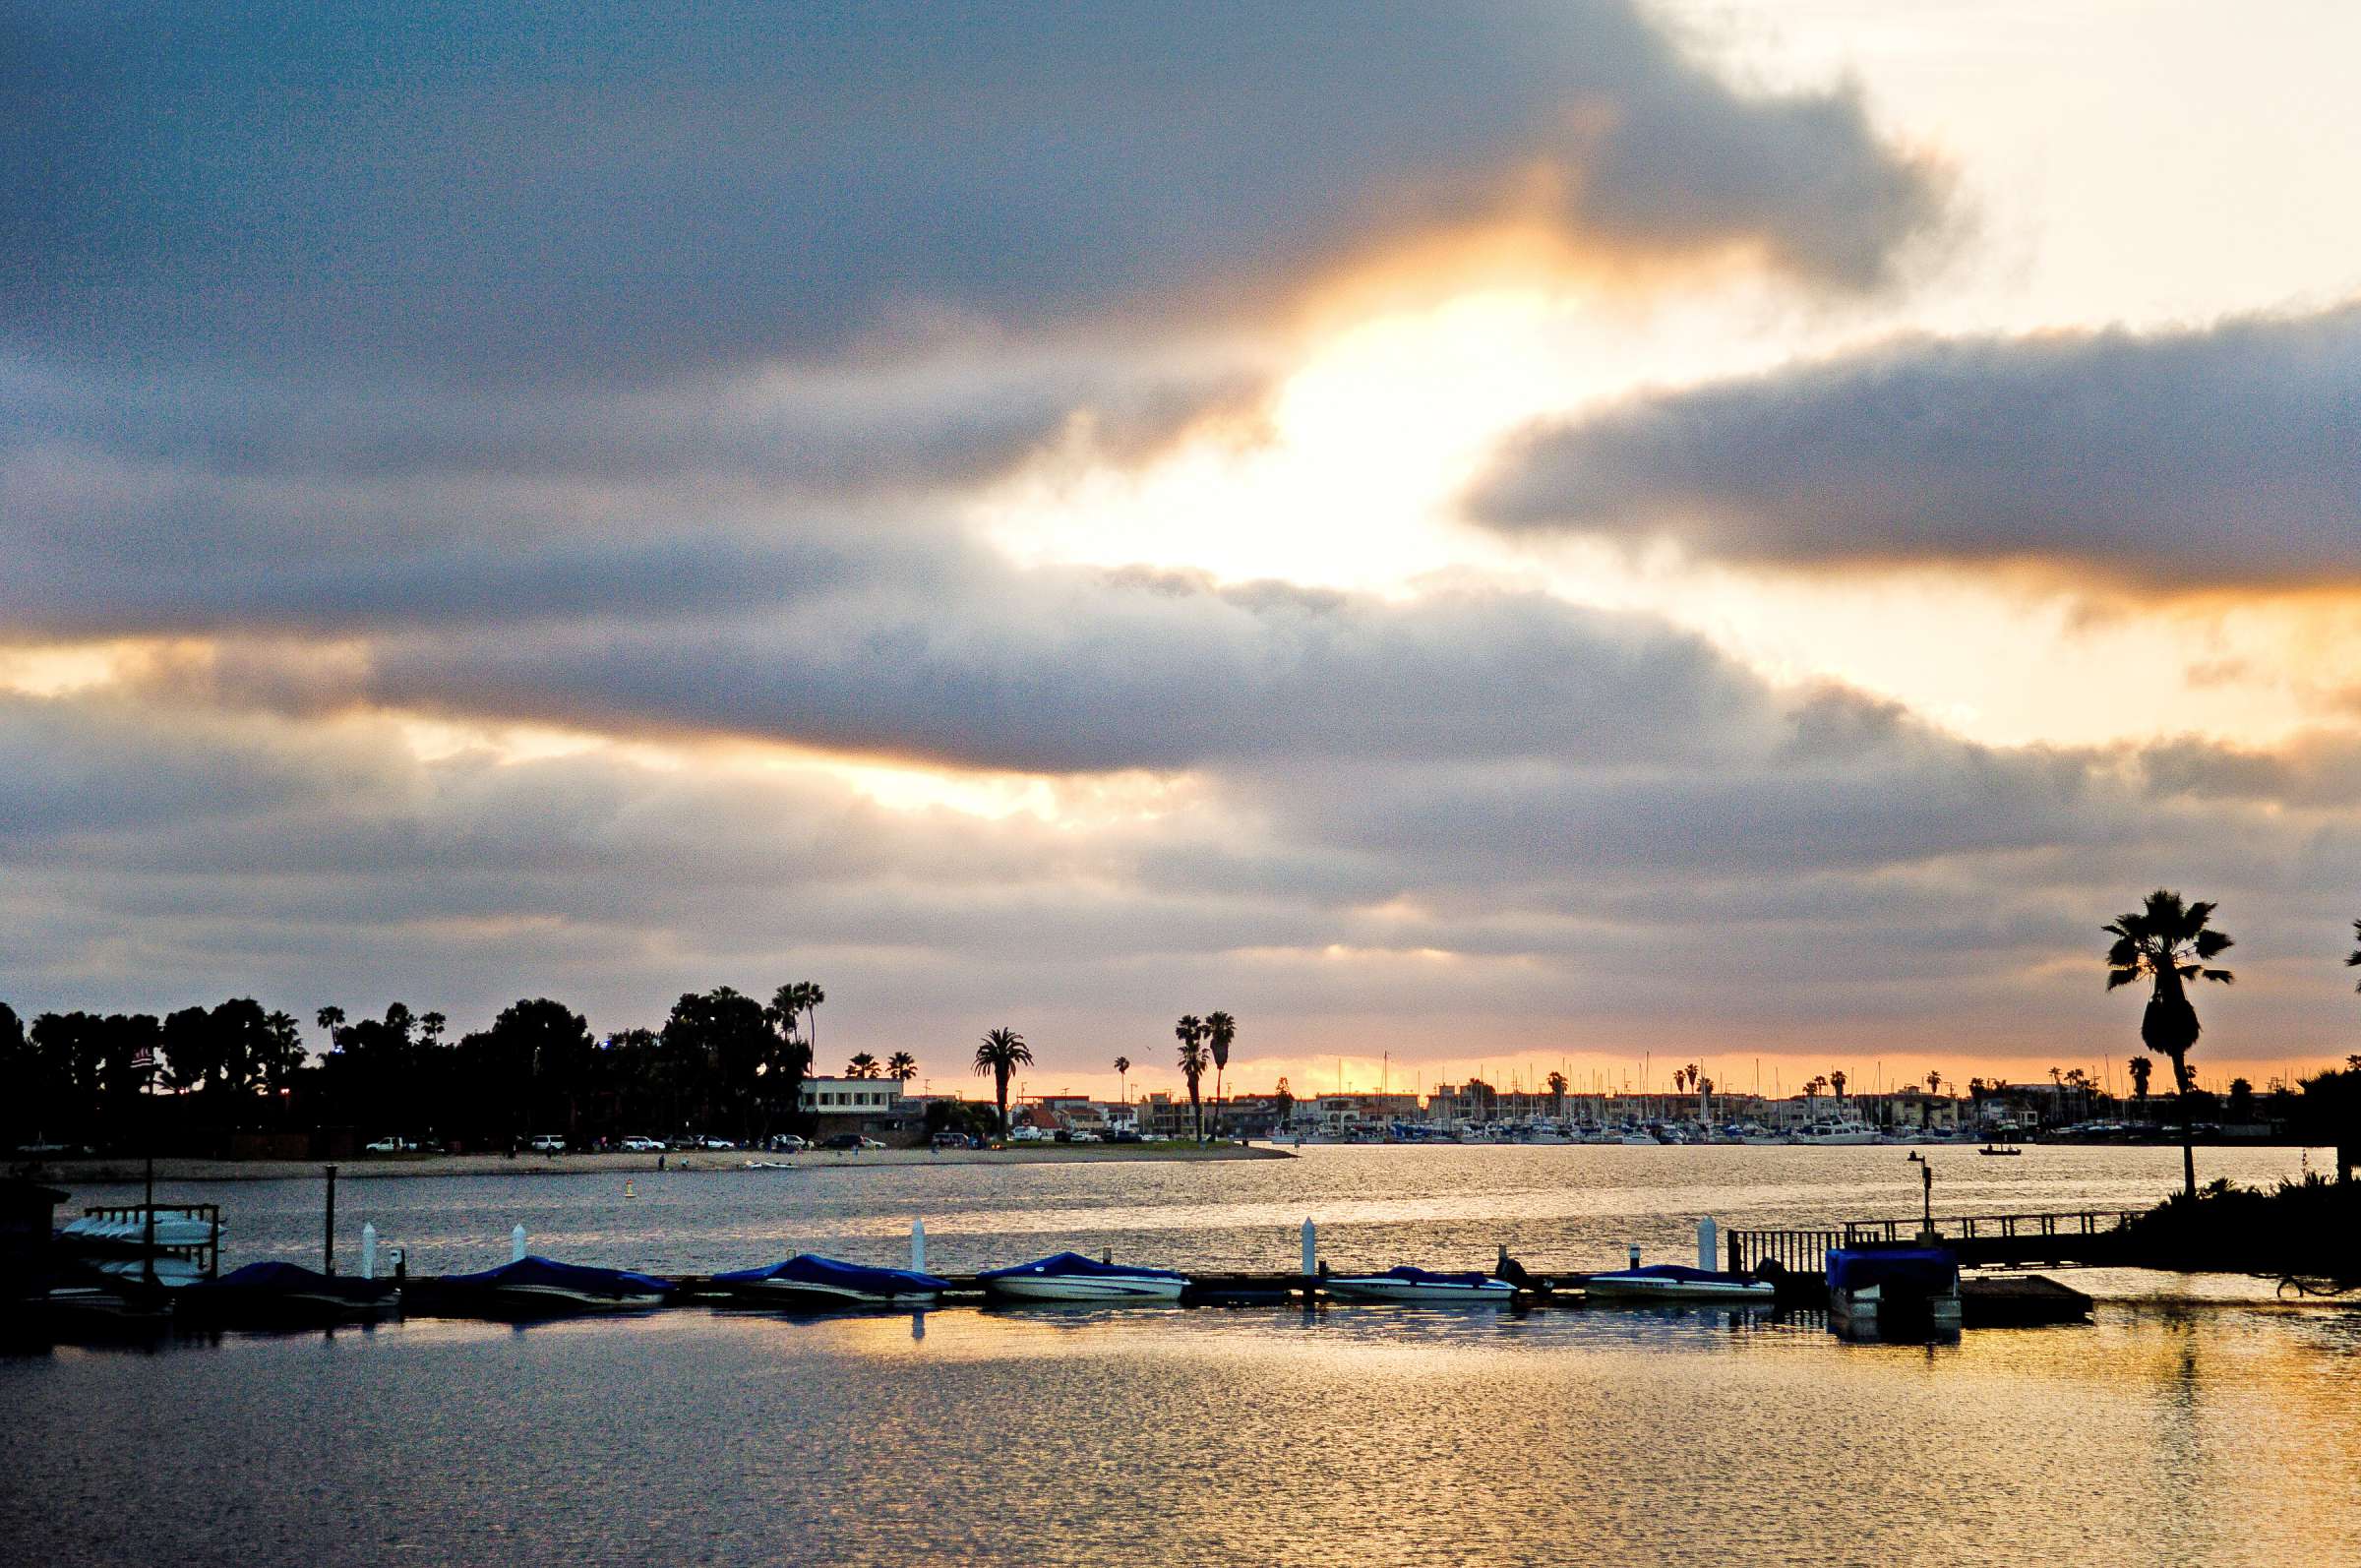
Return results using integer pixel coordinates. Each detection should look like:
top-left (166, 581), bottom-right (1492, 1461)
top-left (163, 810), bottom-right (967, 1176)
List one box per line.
top-left (799, 1075), bottom-right (915, 1141)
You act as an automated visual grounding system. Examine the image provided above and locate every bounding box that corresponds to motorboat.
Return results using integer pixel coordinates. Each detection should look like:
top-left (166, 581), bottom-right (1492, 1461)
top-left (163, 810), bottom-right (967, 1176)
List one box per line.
top-left (174, 1260), bottom-right (397, 1327)
top-left (1322, 1266), bottom-right (1516, 1304)
top-left (1793, 1121), bottom-right (1880, 1146)
top-left (979, 1251), bottom-right (1190, 1302)
top-left (709, 1254), bottom-right (948, 1309)
top-left (1578, 1263), bottom-right (1777, 1304)
top-left (407, 1255), bottom-right (674, 1318)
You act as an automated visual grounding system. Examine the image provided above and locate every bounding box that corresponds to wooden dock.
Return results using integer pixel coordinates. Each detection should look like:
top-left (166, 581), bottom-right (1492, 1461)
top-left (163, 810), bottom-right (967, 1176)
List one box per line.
top-left (1726, 1210), bottom-right (2139, 1273)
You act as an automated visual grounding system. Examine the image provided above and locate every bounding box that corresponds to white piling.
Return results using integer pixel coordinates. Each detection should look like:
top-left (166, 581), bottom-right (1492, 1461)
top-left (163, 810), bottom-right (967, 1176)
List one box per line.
top-left (1302, 1218), bottom-right (1317, 1276)
top-left (361, 1222), bottom-right (378, 1280)
top-left (512, 1223), bottom-right (527, 1263)
top-left (911, 1218), bottom-right (927, 1274)
top-left (1697, 1216), bottom-right (1718, 1272)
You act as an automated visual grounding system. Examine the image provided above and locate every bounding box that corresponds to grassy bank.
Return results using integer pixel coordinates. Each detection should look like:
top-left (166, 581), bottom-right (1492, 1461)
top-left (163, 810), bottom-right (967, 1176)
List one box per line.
top-left (2119, 1173), bottom-right (2361, 1283)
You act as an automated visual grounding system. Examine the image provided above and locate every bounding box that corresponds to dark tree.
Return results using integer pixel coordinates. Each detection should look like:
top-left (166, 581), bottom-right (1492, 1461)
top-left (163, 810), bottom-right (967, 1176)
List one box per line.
top-left (2106, 888), bottom-right (2234, 1199)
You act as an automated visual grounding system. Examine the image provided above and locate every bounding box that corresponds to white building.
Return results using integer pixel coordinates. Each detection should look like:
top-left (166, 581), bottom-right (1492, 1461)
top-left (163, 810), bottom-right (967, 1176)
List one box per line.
top-left (799, 1076), bottom-right (905, 1116)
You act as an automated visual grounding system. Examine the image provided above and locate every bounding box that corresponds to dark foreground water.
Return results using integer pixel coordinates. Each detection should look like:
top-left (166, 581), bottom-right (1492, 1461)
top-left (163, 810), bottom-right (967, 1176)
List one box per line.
top-left (7, 1301), bottom-right (2358, 1567)
top-left (13, 1146), bottom-right (2357, 1566)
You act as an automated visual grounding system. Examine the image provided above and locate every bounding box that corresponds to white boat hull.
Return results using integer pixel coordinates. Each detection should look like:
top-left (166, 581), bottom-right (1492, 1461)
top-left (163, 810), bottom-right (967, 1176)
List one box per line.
top-left (719, 1279), bottom-right (937, 1308)
top-left (986, 1275), bottom-right (1186, 1302)
top-left (495, 1284), bottom-right (668, 1313)
top-left (1325, 1278), bottom-right (1515, 1304)
top-left (1581, 1276), bottom-right (1777, 1304)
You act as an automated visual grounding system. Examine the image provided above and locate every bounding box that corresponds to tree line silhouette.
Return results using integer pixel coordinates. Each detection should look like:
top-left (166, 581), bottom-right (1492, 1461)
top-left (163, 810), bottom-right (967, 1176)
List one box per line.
top-left (0, 983), bottom-right (833, 1153)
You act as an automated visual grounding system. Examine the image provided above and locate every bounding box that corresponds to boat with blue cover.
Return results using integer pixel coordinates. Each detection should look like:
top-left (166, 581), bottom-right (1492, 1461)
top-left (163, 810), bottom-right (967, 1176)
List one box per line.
top-left (407, 1255), bottom-right (674, 1318)
top-left (979, 1251), bottom-right (1189, 1302)
top-left (1826, 1247), bottom-right (1961, 1336)
top-left (709, 1254), bottom-right (950, 1309)
top-left (1323, 1265), bottom-right (1516, 1303)
top-left (1577, 1262), bottom-right (1777, 1304)
top-left (174, 1260), bottom-right (397, 1326)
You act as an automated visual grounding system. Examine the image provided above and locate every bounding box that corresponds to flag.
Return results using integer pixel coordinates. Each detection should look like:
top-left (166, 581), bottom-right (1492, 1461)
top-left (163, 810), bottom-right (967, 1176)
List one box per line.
top-left (130, 1044), bottom-right (155, 1073)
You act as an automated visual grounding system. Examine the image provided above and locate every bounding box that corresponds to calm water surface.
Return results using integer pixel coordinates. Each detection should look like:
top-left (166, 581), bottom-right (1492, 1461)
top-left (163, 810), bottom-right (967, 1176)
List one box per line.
top-left (13, 1147), bottom-right (2355, 1567)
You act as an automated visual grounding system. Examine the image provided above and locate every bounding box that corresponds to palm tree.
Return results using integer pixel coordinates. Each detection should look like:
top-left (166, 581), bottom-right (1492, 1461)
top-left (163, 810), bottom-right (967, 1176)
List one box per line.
top-left (973, 1028), bottom-right (1032, 1138)
top-left (846, 1052), bottom-right (878, 1079)
top-left (2105, 888), bottom-right (2234, 1199)
top-left (1545, 1070), bottom-right (1568, 1119)
top-left (315, 1005), bottom-right (345, 1049)
top-left (1925, 1070), bottom-right (1943, 1097)
top-left (885, 1052), bottom-right (917, 1083)
top-left (1204, 1011), bottom-right (1236, 1139)
top-left (1113, 1055), bottom-right (1131, 1104)
top-left (1177, 1028), bottom-right (1210, 1142)
top-left (1829, 1068), bottom-right (1847, 1102)
top-left (2128, 1055), bottom-right (2152, 1106)
top-left (2346, 918), bottom-right (2361, 989)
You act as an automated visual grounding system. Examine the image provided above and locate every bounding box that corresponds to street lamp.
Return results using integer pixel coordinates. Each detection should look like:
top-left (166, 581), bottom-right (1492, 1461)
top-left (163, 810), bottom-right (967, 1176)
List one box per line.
top-left (1906, 1151), bottom-right (1935, 1241)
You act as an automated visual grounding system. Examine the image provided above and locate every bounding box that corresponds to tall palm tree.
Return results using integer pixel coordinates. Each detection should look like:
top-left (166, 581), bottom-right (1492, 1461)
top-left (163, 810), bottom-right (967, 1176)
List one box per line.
top-left (1177, 1029), bottom-right (1210, 1142)
top-left (973, 1028), bottom-right (1032, 1138)
top-left (2106, 888), bottom-right (2234, 1199)
top-left (1113, 1055), bottom-right (1131, 1105)
top-left (885, 1052), bottom-right (917, 1083)
top-left (846, 1052), bottom-right (878, 1079)
top-left (1829, 1068), bottom-right (1847, 1102)
top-left (1545, 1070), bottom-right (1568, 1119)
top-left (1925, 1070), bottom-right (1943, 1097)
top-left (1204, 1011), bottom-right (1236, 1138)
top-left (2128, 1055), bottom-right (2152, 1105)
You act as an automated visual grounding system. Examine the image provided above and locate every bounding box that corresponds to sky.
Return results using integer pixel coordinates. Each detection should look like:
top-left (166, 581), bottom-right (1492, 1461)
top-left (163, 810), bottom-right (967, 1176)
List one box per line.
top-left (8, 1), bottom-right (2361, 1104)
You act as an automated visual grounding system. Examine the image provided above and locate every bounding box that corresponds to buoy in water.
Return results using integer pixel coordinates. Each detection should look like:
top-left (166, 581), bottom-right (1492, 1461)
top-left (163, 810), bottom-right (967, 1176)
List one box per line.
top-left (624, 1179), bottom-right (636, 1199)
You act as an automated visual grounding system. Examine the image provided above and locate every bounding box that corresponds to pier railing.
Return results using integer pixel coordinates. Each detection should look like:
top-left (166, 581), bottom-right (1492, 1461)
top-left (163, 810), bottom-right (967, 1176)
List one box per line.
top-left (1727, 1210), bottom-right (2140, 1274)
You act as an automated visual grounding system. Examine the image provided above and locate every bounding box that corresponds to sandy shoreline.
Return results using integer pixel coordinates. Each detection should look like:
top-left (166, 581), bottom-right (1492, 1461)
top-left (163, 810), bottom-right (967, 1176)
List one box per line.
top-left (30, 1143), bottom-right (1296, 1184)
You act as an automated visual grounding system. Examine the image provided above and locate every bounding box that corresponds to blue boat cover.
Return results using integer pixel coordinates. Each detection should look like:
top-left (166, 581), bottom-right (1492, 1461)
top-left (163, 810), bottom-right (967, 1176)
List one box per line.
top-left (440, 1254), bottom-right (673, 1295)
top-left (185, 1259), bottom-right (387, 1299)
top-left (1587, 1264), bottom-right (1753, 1285)
top-left (1369, 1266), bottom-right (1497, 1287)
top-left (1825, 1247), bottom-right (1958, 1294)
top-left (978, 1251), bottom-right (1189, 1282)
top-left (712, 1253), bottom-right (949, 1291)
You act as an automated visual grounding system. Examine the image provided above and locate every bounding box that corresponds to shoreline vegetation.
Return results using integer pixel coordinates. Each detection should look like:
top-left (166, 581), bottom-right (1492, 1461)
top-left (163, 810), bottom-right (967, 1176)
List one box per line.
top-left (2119, 1173), bottom-right (2361, 1283)
top-left (37, 1141), bottom-right (1297, 1184)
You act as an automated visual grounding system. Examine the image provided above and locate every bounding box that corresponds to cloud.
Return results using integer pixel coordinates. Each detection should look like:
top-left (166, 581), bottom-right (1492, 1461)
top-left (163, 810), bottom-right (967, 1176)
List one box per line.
top-left (1472, 304), bottom-right (2361, 584)
top-left (5, 2), bottom-right (1942, 386)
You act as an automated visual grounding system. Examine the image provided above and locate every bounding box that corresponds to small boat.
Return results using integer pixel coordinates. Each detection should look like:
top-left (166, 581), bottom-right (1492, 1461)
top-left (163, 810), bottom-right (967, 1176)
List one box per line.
top-left (978, 1251), bottom-right (1189, 1302)
top-left (1322, 1266), bottom-right (1516, 1304)
top-left (1578, 1263), bottom-right (1777, 1304)
top-left (175, 1260), bottom-right (397, 1327)
top-left (709, 1254), bottom-right (948, 1309)
top-left (408, 1255), bottom-right (674, 1318)
top-left (1826, 1247), bottom-right (1961, 1337)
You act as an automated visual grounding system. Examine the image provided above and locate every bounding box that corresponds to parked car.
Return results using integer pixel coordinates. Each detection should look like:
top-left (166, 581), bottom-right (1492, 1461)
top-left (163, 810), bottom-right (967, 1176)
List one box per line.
top-left (931, 1131), bottom-right (968, 1149)
top-left (1109, 1130), bottom-right (1143, 1144)
top-left (857, 1136), bottom-right (886, 1150)
top-left (766, 1134), bottom-right (809, 1153)
top-left (697, 1136), bottom-right (736, 1151)
top-left (1009, 1125), bottom-right (1046, 1142)
top-left (1068, 1129), bottom-right (1102, 1143)
top-left (620, 1135), bottom-right (664, 1152)
top-left (364, 1136), bottom-right (405, 1154)
top-left (527, 1133), bottom-right (567, 1154)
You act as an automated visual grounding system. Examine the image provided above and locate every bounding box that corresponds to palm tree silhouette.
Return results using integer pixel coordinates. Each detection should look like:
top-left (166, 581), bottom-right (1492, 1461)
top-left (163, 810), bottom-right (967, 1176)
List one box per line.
top-left (885, 1052), bottom-right (917, 1083)
top-left (1545, 1070), bottom-right (1568, 1119)
top-left (973, 1028), bottom-right (1033, 1138)
top-left (1175, 1015), bottom-right (1208, 1142)
top-left (1113, 1055), bottom-right (1131, 1105)
top-left (1205, 1011), bottom-right (1236, 1139)
top-left (2106, 888), bottom-right (2234, 1199)
top-left (846, 1052), bottom-right (878, 1079)
top-left (2128, 1055), bottom-right (2151, 1106)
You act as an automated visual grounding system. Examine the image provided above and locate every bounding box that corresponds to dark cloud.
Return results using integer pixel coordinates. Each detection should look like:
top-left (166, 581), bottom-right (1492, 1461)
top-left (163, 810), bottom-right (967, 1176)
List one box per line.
top-left (1474, 304), bottom-right (2361, 583)
top-left (6, 1), bottom-right (1942, 386)
top-left (356, 574), bottom-right (1778, 773)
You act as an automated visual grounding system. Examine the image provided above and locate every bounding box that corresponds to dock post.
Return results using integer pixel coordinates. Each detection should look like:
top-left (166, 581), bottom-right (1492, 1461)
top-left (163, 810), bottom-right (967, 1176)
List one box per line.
top-left (1627, 1242), bottom-right (1642, 1269)
top-left (512, 1223), bottom-right (527, 1263)
top-left (912, 1218), bottom-right (927, 1273)
top-left (361, 1222), bottom-right (378, 1280)
top-left (1697, 1217), bottom-right (1717, 1271)
top-left (1302, 1218), bottom-right (1316, 1277)
top-left (324, 1164), bottom-right (337, 1275)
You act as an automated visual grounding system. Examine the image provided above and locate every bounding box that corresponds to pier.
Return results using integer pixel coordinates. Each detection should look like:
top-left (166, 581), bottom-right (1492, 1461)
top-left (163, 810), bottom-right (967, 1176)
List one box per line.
top-left (1726, 1210), bottom-right (2139, 1273)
